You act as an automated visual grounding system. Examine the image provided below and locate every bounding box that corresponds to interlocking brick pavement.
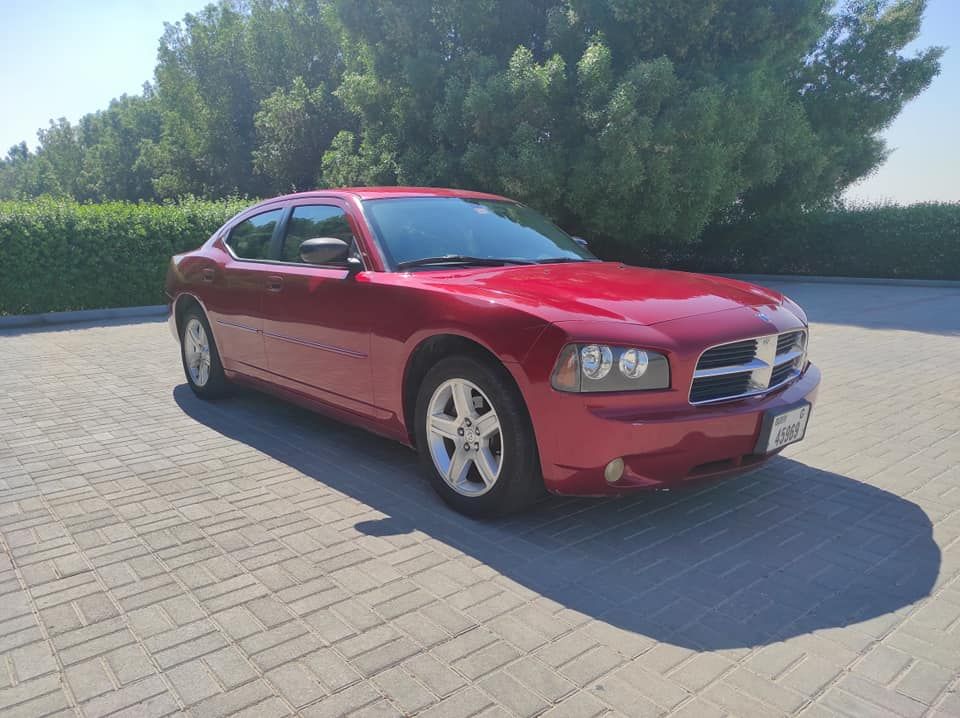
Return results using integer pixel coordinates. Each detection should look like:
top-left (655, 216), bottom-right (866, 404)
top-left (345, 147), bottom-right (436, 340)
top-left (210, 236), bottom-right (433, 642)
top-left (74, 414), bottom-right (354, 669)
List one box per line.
top-left (1, 281), bottom-right (959, 717)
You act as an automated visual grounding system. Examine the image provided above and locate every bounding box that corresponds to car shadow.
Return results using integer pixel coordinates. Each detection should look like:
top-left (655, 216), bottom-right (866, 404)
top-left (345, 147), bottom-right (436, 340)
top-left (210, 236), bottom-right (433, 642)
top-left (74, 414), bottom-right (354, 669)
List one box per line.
top-left (173, 384), bottom-right (940, 651)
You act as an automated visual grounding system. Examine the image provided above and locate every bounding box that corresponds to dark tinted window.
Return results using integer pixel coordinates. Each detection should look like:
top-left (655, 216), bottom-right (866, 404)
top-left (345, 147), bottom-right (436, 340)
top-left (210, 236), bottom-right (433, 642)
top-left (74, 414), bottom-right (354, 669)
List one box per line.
top-left (281, 205), bottom-right (355, 263)
top-left (226, 209), bottom-right (283, 260)
top-left (362, 198), bottom-right (592, 267)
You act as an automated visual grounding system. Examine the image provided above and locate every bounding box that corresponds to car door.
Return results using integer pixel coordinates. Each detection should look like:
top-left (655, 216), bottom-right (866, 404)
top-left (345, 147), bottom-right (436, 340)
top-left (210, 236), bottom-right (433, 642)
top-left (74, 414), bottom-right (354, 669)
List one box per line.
top-left (260, 200), bottom-right (375, 414)
top-left (203, 207), bottom-right (285, 372)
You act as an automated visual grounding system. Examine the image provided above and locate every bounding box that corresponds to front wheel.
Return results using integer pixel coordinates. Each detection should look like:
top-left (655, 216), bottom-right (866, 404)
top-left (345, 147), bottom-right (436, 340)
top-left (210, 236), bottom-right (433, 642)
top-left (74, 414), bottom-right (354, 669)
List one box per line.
top-left (414, 355), bottom-right (542, 516)
top-left (180, 307), bottom-right (229, 398)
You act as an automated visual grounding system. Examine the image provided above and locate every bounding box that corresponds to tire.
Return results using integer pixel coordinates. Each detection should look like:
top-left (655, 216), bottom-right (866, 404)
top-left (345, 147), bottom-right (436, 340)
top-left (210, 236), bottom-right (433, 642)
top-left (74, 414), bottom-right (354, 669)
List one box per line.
top-left (414, 355), bottom-right (542, 516)
top-left (179, 306), bottom-right (229, 399)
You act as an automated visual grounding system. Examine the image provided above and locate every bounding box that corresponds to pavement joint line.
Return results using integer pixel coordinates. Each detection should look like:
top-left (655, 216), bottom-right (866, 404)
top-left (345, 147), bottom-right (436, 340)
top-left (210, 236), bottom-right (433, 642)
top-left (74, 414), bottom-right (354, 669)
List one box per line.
top-left (87, 415), bottom-right (416, 715)
top-left (34, 480), bottom-right (190, 715)
top-left (0, 508), bottom-right (83, 712)
top-left (2, 283), bottom-right (960, 716)
top-left (165, 400), bottom-right (611, 714)
top-left (13, 425), bottom-right (287, 716)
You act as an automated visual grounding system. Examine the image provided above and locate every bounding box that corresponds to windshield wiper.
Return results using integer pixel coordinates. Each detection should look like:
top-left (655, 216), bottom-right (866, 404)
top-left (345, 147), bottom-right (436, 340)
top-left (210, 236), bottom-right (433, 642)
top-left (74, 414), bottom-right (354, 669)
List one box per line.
top-left (395, 255), bottom-right (535, 270)
top-left (535, 256), bottom-right (594, 264)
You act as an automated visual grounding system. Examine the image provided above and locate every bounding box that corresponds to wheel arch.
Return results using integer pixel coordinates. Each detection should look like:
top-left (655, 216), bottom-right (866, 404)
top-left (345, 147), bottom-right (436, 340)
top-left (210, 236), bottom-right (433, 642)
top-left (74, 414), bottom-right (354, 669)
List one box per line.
top-left (171, 294), bottom-right (226, 356)
top-left (172, 293), bottom-right (204, 339)
top-left (401, 333), bottom-right (529, 446)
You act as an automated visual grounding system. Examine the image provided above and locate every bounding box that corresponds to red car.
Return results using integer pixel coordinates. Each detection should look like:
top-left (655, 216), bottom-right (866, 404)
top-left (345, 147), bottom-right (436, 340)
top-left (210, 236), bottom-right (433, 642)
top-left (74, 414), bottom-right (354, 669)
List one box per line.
top-left (166, 187), bottom-right (819, 515)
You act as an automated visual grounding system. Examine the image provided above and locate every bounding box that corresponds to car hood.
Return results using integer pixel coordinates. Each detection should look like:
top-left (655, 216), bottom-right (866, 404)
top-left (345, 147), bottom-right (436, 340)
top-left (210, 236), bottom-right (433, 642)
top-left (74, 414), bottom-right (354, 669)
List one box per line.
top-left (413, 262), bottom-right (784, 325)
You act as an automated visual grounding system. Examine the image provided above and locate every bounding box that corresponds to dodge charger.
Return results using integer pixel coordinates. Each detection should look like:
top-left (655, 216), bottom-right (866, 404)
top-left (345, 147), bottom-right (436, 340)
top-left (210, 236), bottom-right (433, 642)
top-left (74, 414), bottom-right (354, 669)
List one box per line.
top-left (166, 187), bottom-right (820, 515)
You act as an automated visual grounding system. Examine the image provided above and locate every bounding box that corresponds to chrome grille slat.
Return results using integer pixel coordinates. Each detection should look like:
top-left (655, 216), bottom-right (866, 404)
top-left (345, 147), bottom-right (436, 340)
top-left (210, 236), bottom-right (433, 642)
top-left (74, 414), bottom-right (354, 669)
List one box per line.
top-left (696, 339), bottom-right (758, 369)
top-left (690, 329), bottom-right (807, 405)
top-left (689, 373), bottom-right (753, 404)
top-left (776, 330), bottom-right (806, 355)
top-left (773, 348), bottom-right (805, 366)
top-left (770, 363), bottom-right (795, 386)
top-left (701, 340), bottom-right (758, 354)
top-left (693, 358), bottom-right (771, 378)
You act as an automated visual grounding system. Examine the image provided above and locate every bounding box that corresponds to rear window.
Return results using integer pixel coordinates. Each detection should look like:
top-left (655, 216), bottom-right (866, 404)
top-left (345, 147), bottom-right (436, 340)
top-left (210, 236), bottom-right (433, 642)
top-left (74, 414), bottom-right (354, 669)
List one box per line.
top-left (226, 209), bottom-right (283, 260)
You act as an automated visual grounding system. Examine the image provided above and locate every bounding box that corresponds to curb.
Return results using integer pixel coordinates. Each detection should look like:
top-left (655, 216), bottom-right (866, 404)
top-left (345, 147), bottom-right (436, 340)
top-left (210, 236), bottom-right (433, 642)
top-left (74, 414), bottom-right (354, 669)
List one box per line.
top-left (719, 273), bottom-right (960, 289)
top-left (0, 305), bottom-right (166, 330)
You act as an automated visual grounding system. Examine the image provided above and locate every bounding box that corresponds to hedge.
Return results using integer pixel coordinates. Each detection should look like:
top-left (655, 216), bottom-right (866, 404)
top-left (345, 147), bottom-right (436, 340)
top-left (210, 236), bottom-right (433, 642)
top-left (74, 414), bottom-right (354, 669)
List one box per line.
top-left (623, 202), bottom-right (959, 281)
top-left (0, 198), bottom-right (247, 315)
top-left (2, 198), bottom-right (957, 316)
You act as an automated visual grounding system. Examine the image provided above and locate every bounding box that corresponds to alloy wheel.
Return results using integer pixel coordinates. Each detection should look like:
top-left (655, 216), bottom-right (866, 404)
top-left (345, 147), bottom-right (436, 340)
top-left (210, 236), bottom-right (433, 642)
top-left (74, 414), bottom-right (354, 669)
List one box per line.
top-left (426, 378), bottom-right (503, 496)
top-left (183, 318), bottom-right (212, 387)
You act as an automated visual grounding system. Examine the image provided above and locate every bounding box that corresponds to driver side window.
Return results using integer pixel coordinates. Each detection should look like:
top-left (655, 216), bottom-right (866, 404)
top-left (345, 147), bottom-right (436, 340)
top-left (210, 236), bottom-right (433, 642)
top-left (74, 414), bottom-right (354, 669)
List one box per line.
top-left (281, 205), bottom-right (355, 263)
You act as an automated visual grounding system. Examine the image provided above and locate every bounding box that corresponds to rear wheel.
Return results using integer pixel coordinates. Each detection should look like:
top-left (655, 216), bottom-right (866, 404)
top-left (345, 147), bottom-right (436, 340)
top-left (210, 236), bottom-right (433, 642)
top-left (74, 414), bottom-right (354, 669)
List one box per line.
top-left (415, 355), bottom-right (542, 516)
top-left (180, 307), bottom-right (229, 398)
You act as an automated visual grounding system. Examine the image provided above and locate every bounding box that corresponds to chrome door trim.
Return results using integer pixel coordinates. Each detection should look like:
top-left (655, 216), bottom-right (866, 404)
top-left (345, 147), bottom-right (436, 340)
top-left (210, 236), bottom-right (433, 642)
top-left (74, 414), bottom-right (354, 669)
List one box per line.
top-left (215, 318), bottom-right (260, 334)
top-left (261, 330), bottom-right (368, 359)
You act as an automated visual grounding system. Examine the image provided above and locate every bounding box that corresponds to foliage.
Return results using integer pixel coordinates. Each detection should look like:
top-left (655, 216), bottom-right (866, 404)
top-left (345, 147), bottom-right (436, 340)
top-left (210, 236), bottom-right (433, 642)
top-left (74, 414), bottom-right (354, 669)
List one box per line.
top-left (326, 0), bottom-right (941, 243)
top-left (0, 198), bottom-right (247, 314)
top-left (0, 0), bottom-right (944, 255)
top-left (253, 77), bottom-right (343, 192)
top-left (143, 1), bottom-right (345, 198)
top-left (634, 202), bottom-right (959, 280)
top-left (0, 95), bottom-right (163, 203)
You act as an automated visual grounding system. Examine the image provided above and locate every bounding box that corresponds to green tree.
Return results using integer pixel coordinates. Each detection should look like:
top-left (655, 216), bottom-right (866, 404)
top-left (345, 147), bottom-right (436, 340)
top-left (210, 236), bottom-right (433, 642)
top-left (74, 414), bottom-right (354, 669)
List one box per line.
top-left (0, 142), bottom-right (58, 199)
top-left (0, 0), bottom-right (943, 262)
top-left (34, 119), bottom-right (83, 197)
top-left (74, 93), bottom-right (163, 202)
top-left (144, 0), bottom-right (345, 198)
top-left (327, 0), bottom-right (942, 253)
top-left (253, 77), bottom-right (344, 192)
top-left (148, 2), bottom-right (262, 198)
top-left (739, 0), bottom-right (946, 217)
top-left (0, 97), bottom-right (163, 202)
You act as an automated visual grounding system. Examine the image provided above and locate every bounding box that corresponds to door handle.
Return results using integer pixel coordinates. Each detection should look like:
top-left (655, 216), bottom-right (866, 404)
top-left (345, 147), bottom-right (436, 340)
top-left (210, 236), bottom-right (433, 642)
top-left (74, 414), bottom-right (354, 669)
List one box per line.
top-left (201, 268), bottom-right (215, 283)
top-left (266, 275), bottom-right (284, 293)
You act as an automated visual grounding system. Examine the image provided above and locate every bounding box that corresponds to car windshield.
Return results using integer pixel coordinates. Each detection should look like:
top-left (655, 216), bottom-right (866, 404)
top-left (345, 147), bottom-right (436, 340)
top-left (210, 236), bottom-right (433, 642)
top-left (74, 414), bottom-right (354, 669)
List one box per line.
top-left (362, 197), bottom-right (595, 269)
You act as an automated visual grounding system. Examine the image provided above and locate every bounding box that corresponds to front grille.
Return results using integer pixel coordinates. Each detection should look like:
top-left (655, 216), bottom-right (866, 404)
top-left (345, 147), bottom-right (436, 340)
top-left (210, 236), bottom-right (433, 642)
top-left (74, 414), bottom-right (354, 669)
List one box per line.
top-left (690, 329), bottom-right (807, 405)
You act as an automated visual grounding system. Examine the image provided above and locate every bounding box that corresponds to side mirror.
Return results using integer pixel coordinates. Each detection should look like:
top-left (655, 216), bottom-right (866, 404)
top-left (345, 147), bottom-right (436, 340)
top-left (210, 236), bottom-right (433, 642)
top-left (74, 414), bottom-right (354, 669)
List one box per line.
top-left (299, 237), bottom-right (359, 272)
top-left (573, 236), bottom-right (589, 247)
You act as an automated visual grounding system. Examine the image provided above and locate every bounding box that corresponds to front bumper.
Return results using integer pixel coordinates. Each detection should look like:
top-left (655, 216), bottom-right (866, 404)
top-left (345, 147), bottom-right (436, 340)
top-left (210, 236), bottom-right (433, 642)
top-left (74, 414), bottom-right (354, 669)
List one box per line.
top-left (537, 364), bottom-right (820, 495)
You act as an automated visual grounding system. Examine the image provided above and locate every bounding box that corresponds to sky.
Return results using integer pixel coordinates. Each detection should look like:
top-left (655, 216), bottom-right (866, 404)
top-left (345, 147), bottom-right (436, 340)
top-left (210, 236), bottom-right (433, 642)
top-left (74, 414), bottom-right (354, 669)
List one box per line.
top-left (0, 0), bottom-right (956, 204)
top-left (0, 0), bottom-right (205, 145)
top-left (844, 0), bottom-right (959, 204)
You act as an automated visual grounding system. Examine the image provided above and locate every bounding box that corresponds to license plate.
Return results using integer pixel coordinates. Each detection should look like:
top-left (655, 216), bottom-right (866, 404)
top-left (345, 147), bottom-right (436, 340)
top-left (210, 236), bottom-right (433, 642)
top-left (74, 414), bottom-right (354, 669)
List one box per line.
top-left (755, 403), bottom-right (810, 454)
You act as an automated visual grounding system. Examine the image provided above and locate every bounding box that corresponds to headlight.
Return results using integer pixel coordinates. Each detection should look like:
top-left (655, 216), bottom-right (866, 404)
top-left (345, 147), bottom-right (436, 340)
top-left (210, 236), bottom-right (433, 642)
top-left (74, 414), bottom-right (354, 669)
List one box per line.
top-left (580, 345), bottom-right (612, 380)
top-left (618, 348), bottom-right (648, 378)
top-left (551, 344), bottom-right (670, 392)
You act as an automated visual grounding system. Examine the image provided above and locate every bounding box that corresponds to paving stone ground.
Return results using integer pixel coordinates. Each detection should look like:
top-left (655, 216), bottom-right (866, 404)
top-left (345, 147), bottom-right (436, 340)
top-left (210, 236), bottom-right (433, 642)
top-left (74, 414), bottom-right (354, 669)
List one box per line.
top-left (1, 281), bottom-right (959, 717)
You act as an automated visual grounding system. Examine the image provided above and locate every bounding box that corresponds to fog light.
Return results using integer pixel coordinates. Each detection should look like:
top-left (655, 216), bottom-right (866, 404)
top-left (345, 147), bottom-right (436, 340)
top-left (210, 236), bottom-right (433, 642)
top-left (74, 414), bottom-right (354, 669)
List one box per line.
top-left (604, 458), bottom-right (625, 483)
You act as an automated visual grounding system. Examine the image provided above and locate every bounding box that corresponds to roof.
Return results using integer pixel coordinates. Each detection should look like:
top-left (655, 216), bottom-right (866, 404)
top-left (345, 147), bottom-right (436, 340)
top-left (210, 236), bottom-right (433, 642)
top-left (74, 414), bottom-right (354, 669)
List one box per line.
top-left (262, 186), bottom-right (511, 203)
